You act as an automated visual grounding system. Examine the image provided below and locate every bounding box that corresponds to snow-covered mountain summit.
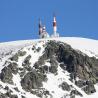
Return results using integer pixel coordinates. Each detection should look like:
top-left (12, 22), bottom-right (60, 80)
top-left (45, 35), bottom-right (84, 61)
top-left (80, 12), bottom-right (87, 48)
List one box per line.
top-left (0, 37), bottom-right (98, 58)
top-left (0, 37), bottom-right (98, 98)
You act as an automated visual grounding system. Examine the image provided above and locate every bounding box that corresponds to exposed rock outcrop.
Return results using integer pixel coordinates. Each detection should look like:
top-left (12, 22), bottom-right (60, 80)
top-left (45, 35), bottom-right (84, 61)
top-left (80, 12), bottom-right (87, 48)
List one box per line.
top-left (0, 62), bottom-right (18, 84)
top-left (21, 70), bottom-right (47, 91)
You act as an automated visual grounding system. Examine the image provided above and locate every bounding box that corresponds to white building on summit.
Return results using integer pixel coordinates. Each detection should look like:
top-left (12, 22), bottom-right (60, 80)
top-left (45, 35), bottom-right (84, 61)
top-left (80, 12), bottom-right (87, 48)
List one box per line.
top-left (38, 15), bottom-right (59, 38)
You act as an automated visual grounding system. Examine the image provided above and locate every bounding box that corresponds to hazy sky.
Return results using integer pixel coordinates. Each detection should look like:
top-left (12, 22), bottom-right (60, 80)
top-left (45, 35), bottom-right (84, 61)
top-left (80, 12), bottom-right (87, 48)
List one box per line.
top-left (0, 0), bottom-right (98, 42)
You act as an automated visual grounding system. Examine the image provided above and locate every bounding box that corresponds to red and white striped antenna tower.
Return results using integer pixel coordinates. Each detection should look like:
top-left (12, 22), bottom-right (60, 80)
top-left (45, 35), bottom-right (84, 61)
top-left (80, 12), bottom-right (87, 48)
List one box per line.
top-left (53, 12), bottom-right (57, 37)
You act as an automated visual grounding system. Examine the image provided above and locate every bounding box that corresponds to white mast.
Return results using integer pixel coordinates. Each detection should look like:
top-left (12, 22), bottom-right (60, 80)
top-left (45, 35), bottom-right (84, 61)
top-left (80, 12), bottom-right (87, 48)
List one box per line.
top-left (53, 16), bottom-right (57, 36)
top-left (52, 14), bottom-right (59, 37)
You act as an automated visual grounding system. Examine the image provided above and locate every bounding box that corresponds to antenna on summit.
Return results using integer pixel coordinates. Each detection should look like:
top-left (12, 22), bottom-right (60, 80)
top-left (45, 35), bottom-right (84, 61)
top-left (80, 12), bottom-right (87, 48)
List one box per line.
top-left (38, 18), bottom-right (49, 38)
top-left (51, 13), bottom-right (59, 37)
top-left (38, 14), bottom-right (60, 39)
top-left (38, 18), bottom-right (42, 37)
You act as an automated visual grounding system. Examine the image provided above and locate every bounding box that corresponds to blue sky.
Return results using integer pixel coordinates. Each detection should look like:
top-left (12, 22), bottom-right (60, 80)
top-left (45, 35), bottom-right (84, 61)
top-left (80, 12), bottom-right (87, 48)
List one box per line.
top-left (0, 0), bottom-right (98, 42)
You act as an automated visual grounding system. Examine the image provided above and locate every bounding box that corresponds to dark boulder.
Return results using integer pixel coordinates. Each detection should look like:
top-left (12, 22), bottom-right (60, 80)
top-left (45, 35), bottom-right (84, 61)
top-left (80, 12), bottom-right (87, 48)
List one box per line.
top-left (0, 93), bottom-right (7, 98)
top-left (17, 51), bottom-right (26, 56)
top-left (21, 70), bottom-right (47, 91)
top-left (7, 63), bottom-right (18, 74)
top-left (22, 55), bottom-right (31, 66)
top-left (21, 95), bottom-right (26, 98)
top-left (0, 66), bottom-right (13, 84)
top-left (75, 80), bottom-right (86, 88)
top-left (10, 95), bottom-right (18, 98)
top-left (83, 81), bottom-right (96, 94)
top-left (59, 82), bottom-right (71, 91)
top-left (70, 90), bottom-right (83, 98)
top-left (10, 54), bottom-right (18, 62)
top-left (22, 55), bottom-right (32, 71)
top-left (49, 65), bottom-right (58, 74)
top-left (36, 47), bottom-right (41, 52)
top-left (38, 65), bottom-right (49, 74)
top-left (0, 62), bottom-right (18, 84)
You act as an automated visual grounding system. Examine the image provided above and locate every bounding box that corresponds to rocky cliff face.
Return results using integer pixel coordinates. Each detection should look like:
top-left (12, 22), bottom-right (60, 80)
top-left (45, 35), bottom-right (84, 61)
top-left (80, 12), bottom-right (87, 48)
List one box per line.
top-left (0, 40), bottom-right (98, 98)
